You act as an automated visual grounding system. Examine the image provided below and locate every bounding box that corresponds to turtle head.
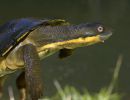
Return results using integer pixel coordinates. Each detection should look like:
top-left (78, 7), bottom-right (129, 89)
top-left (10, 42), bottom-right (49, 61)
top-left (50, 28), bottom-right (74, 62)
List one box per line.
top-left (73, 23), bottom-right (112, 43)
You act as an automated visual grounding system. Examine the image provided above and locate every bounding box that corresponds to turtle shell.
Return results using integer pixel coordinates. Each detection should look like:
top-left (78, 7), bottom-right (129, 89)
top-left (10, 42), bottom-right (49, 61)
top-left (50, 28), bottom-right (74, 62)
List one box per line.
top-left (0, 18), bottom-right (48, 57)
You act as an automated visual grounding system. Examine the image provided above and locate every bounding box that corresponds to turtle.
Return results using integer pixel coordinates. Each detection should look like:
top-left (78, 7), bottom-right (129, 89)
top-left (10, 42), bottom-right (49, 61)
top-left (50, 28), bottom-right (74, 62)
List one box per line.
top-left (0, 18), bottom-right (112, 100)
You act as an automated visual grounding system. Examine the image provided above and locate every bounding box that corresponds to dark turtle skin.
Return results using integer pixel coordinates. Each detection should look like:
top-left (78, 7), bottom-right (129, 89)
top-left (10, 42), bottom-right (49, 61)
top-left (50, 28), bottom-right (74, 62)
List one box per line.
top-left (0, 18), bottom-right (112, 100)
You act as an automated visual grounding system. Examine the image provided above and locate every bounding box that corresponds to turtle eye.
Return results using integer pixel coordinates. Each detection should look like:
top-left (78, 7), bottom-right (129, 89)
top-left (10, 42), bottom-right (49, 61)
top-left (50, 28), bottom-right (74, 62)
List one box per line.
top-left (97, 26), bottom-right (103, 32)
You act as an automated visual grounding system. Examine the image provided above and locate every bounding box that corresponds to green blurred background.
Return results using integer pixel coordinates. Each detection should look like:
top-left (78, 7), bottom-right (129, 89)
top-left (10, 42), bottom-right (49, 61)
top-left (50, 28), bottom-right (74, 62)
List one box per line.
top-left (0, 0), bottom-right (130, 99)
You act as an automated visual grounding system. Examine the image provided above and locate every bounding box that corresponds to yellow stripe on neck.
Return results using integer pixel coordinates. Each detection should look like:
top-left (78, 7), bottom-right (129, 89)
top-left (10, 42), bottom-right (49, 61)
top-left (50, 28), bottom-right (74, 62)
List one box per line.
top-left (39, 35), bottom-right (102, 51)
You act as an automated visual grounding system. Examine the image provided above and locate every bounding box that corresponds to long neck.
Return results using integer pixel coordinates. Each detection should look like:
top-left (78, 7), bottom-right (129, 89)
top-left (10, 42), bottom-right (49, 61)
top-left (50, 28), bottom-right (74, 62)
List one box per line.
top-left (28, 24), bottom-right (87, 47)
top-left (39, 25), bottom-right (83, 40)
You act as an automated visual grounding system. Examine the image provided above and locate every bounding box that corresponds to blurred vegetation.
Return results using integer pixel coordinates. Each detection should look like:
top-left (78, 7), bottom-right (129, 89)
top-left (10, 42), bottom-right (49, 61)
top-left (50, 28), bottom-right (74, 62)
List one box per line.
top-left (41, 55), bottom-right (123, 100)
top-left (42, 83), bottom-right (121, 100)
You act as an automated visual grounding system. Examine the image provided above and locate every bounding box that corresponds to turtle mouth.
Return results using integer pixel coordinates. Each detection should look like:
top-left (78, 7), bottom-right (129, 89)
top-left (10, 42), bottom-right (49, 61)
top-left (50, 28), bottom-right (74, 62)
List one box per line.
top-left (99, 32), bottom-right (112, 42)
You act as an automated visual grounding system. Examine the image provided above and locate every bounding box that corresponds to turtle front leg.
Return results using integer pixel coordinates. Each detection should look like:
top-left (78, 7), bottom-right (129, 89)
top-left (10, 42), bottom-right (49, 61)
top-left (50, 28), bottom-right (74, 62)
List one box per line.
top-left (23, 44), bottom-right (43, 100)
